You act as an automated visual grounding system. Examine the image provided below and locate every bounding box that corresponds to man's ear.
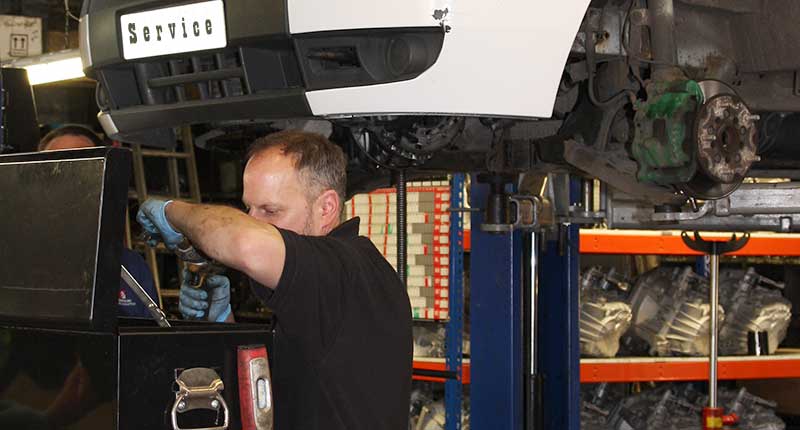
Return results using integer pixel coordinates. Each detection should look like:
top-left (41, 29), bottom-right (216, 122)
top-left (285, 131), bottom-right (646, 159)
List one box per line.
top-left (317, 189), bottom-right (341, 229)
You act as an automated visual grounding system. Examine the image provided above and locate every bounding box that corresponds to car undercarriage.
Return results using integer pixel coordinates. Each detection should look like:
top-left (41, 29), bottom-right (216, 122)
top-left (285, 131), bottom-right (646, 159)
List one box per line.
top-left (81, 0), bottom-right (800, 231)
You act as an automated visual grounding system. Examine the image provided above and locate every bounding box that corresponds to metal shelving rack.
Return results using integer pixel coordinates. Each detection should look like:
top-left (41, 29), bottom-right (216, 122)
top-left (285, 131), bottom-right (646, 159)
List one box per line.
top-left (580, 229), bottom-right (800, 256)
top-left (579, 228), bottom-right (800, 423)
top-left (413, 357), bottom-right (471, 384)
top-left (581, 350), bottom-right (800, 383)
top-left (409, 174), bottom-right (467, 430)
top-left (445, 173), bottom-right (466, 430)
top-left (428, 214), bottom-right (800, 428)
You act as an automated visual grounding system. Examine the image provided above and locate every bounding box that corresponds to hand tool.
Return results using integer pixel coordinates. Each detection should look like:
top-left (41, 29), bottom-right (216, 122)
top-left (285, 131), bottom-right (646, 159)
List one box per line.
top-left (120, 264), bottom-right (171, 328)
top-left (174, 237), bottom-right (222, 289)
top-left (238, 345), bottom-right (274, 430)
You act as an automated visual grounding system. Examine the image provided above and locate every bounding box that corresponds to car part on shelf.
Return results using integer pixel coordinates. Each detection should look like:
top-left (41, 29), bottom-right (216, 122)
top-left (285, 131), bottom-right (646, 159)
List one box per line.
top-left (579, 267), bottom-right (632, 357)
top-left (603, 384), bottom-right (784, 430)
top-left (580, 383), bottom-right (626, 430)
top-left (608, 386), bottom-right (702, 430)
top-left (413, 325), bottom-right (446, 358)
top-left (681, 384), bottom-right (785, 430)
top-left (719, 387), bottom-right (785, 430)
top-left (719, 268), bottom-right (792, 356)
top-left (628, 266), bottom-right (724, 356)
top-left (409, 387), bottom-right (470, 430)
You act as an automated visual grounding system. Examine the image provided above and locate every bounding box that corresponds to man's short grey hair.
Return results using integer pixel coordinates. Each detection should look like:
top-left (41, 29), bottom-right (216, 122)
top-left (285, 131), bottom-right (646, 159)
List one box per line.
top-left (247, 130), bottom-right (347, 203)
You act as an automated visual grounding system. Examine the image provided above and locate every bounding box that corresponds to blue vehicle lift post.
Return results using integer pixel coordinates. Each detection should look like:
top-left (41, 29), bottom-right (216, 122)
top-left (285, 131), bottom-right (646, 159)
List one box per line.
top-left (469, 178), bottom-right (524, 429)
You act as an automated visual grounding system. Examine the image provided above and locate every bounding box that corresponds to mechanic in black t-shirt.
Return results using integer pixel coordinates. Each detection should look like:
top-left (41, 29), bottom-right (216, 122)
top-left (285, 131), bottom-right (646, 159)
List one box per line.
top-left (136, 130), bottom-right (412, 430)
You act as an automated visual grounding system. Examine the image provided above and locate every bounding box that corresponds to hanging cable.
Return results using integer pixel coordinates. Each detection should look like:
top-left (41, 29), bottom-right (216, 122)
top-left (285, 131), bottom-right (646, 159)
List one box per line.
top-left (64, 0), bottom-right (80, 21)
top-left (64, 0), bottom-right (79, 49)
top-left (584, 22), bottom-right (637, 108)
top-left (352, 129), bottom-right (395, 170)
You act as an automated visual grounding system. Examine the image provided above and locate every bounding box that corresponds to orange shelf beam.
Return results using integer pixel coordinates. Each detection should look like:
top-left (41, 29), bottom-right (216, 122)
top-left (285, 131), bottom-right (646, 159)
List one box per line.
top-left (581, 353), bottom-right (800, 383)
top-left (579, 229), bottom-right (800, 256)
top-left (413, 358), bottom-right (471, 384)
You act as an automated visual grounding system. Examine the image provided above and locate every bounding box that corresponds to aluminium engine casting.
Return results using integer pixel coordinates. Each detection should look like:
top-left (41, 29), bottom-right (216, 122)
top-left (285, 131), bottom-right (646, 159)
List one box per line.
top-left (679, 385), bottom-right (785, 430)
top-left (581, 383), bottom-right (627, 430)
top-left (628, 266), bottom-right (724, 356)
top-left (579, 267), bottom-right (633, 357)
top-left (719, 268), bottom-right (791, 355)
top-left (719, 387), bottom-right (785, 430)
top-left (597, 384), bottom-right (784, 430)
top-left (606, 386), bottom-right (701, 430)
top-left (409, 387), bottom-right (470, 430)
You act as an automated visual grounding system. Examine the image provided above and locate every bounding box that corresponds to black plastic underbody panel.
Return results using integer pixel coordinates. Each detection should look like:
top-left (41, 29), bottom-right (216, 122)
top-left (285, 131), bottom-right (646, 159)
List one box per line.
top-left (84, 1), bottom-right (445, 138)
top-left (294, 28), bottom-right (445, 91)
top-left (109, 88), bottom-right (311, 134)
top-left (82, 0), bottom-right (289, 69)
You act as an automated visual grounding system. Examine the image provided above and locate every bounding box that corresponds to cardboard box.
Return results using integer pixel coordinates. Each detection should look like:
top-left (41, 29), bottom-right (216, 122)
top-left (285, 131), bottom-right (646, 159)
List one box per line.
top-left (409, 296), bottom-right (433, 308)
top-left (407, 287), bottom-right (434, 298)
top-left (0, 15), bottom-right (42, 61)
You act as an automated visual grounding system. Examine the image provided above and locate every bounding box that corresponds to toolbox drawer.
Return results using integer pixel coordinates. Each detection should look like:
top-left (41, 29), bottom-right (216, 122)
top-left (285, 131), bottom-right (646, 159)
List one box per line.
top-left (0, 320), bottom-right (272, 430)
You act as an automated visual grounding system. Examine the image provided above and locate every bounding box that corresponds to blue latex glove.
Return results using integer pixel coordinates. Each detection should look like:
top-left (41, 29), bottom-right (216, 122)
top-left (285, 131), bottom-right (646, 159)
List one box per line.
top-left (136, 198), bottom-right (184, 249)
top-left (179, 271), bottom-right (231, 322)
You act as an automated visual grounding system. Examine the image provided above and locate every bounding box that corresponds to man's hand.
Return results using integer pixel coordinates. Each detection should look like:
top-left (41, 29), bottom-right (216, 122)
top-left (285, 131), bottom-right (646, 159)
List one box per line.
top-left (179, 271), bottom-right (232, 322)
top-left (137, 198), bottom-right (184, 249)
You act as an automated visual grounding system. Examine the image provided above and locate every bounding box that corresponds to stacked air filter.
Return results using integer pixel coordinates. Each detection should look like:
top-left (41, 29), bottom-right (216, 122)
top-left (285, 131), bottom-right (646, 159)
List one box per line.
top-left (344, 181), bottom-right (454, 320)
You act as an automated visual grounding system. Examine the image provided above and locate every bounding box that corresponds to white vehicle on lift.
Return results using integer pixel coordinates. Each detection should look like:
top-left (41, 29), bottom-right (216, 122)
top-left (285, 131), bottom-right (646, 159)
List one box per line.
top-left (81, 0), bottom-right (800, 231)
top-left (82, 0), bottom-right (590, 125)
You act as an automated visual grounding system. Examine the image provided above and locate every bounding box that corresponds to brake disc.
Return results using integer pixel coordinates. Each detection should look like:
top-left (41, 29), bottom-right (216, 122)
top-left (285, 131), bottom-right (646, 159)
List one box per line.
top-left (680, 80), bottom-right (759, 200)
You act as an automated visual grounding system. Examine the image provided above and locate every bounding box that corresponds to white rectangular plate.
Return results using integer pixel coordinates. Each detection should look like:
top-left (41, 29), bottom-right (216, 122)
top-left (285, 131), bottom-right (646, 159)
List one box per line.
top-left (120, 0), bottom-right (227, 60)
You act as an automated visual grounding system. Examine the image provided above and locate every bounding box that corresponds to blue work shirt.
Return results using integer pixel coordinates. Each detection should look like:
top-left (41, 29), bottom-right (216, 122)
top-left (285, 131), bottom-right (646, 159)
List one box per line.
top-left (118, 249), bottom-right (159, 318)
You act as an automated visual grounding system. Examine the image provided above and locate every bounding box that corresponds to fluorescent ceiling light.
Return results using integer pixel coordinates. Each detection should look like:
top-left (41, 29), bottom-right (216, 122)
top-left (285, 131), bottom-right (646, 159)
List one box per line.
top-left (24, 56), bottom-right (85, 85)
top-left (4, 49), bottom-right (86, 86)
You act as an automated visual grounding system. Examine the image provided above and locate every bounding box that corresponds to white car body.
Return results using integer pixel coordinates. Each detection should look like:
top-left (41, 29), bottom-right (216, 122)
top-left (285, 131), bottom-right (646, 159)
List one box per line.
top-left (82, 0), bottom-right (591, 139)
top-left (291, 0), bottom-right (591, 119)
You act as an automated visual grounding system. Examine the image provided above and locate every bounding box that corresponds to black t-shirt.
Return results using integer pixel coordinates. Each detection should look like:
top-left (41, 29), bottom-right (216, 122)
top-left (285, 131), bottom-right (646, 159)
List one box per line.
top-left (254, 217), bottom-right (412, 430)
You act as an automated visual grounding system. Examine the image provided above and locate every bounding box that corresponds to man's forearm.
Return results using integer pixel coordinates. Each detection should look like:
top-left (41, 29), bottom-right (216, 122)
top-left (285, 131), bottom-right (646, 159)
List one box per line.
top-left (165, 201), bottom-right (283, 284)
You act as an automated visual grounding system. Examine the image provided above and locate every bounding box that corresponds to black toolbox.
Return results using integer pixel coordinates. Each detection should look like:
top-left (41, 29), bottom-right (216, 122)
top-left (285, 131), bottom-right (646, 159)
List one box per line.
top-left (0, 148), bottom-right (272, 430)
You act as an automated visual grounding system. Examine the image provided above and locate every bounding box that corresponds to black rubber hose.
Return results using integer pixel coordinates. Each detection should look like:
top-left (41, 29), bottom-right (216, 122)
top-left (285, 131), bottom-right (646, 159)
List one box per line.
top-left (396, 170), bottom-right (407, 287)
top-left (585, 26), bottom-right (635, 108)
